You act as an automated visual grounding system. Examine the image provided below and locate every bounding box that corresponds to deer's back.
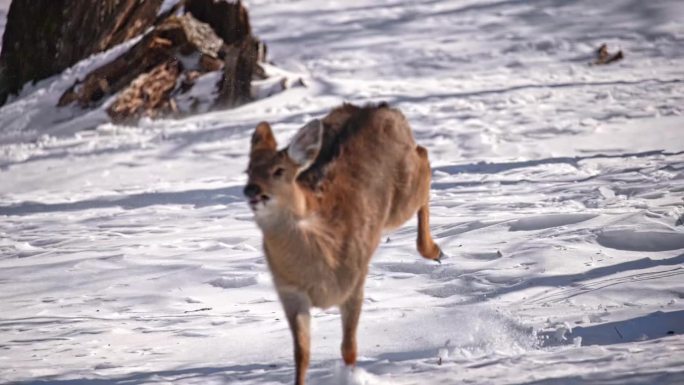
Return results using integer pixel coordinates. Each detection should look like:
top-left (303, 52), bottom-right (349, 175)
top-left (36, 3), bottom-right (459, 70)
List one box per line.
top-left (299, 103), bottom-right (420, 236)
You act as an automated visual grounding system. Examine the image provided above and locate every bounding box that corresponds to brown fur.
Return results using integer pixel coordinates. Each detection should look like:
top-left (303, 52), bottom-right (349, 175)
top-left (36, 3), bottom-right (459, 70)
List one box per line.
top-left (246, 103), bottom-right (441, 385)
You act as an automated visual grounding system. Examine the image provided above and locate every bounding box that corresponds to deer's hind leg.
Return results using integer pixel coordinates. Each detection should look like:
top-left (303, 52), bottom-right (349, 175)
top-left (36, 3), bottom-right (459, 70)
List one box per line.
top-left (415, 145), bottom-right (442, 262)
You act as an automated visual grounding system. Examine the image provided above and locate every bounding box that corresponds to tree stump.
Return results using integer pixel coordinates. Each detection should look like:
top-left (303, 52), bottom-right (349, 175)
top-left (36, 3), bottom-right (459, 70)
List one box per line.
top-left (0, 0), bottom-right (163, 105)
top-left (2, 0), bottom-right (267, 122)
top-left (56, 1), bottom-right (266, 122)
top-left (58, 14), bottom-right (225, 109)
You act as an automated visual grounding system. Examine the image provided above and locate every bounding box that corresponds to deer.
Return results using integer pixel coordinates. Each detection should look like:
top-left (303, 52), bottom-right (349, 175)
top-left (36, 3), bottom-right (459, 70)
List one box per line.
top-left (244, 103), bottom-right (443, 385)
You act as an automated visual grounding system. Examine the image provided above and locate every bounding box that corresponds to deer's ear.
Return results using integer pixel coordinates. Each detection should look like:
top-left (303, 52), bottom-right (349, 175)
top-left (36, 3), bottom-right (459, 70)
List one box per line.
top-left (288, 119), bottom-right (323, 170)
top-left (251, 122), bottom-right (277, 154)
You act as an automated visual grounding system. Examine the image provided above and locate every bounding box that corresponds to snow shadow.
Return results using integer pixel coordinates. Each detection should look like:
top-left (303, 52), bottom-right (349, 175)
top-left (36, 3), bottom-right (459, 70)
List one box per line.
top-left (8, 358), bottom-right (390, 385)
top-left (8, 363), bottom-right (292, 385)
top-left (596, 230), bottom-right (684, 252)
top-left (0, 185), bottom-right (244, 216)
top-left (432, 149), bottom-right (682, 176)
top-left (488, 253), bottom-right (684, 302)
top-left (389, 78), bottom-right (684, 107)
top-left (0, 142), bottom-right (147, 169)
top-left (539, 310), bottom-right (684, 347)
top-left (509, 370), bottom-right (684, 385)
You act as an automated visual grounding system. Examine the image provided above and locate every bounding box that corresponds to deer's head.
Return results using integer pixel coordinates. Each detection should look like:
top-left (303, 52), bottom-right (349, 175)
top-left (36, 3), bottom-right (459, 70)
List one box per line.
top-left (244, 120), bottom-right (323, 221)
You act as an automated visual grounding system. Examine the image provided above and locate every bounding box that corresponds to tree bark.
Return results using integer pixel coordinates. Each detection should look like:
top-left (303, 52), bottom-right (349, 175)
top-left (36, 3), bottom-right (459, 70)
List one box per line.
top-left (185, 0), bottom-right (252, 45)
top-left (58, 14), bottom-right (225, 109)
top-left (0, 0), bottom-right (163, 105)
top-left (215, 36), bottom-right (259, 108)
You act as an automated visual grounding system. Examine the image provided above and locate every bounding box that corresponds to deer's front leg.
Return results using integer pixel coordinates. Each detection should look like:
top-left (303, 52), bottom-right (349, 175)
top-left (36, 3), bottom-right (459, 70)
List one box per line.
top-left (340, 280), bottom-right (365, 366)
top-left (279, 290), bottom-right (311, 385)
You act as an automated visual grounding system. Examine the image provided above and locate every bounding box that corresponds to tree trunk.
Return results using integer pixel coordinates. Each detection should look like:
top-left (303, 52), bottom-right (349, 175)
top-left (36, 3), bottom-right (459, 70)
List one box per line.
top-left (215, 36), bottom-right (259, 108)
top-left (0, 0), bottom-right (163, 105)
top-left (185, 0), bottom-right (251, 45)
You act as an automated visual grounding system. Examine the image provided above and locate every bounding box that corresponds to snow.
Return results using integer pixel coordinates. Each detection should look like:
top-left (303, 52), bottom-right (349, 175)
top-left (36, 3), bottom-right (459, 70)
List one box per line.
top-left (1, 0), bottom-right (684, 384)
top-left (159, 0), bottom-right (184, 16)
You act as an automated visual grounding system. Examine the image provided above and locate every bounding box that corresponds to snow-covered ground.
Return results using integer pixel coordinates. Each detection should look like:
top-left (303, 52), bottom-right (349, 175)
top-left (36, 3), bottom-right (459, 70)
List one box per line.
top-left (1, 0), bottom-right (684, 384)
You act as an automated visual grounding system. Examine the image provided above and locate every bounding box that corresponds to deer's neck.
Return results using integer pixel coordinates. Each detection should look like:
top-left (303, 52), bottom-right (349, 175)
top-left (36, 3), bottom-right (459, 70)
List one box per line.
top-left (258, 186), bottom-right (338, 267)
top-left (288, 183), bottom-right (312, 218)
top-left (256, 184), bottom-right (307, 234)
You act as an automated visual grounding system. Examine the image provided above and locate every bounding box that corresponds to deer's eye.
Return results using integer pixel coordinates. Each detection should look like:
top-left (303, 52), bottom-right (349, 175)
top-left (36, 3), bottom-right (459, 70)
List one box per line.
top-left (272, 167), bottom-right (285, 178)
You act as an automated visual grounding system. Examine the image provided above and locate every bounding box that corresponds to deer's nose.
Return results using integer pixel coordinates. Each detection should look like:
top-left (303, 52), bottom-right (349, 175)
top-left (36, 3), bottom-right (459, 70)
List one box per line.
top-left (243, 184), bottom-right (262, 199)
